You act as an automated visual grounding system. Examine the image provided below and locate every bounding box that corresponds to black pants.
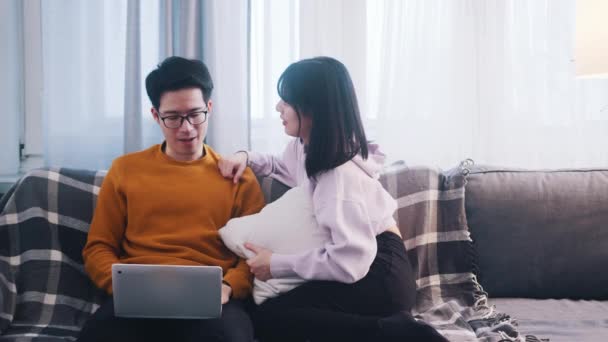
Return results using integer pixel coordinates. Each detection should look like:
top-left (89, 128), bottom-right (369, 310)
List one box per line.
top-left (77, 297), bottom-right (254, 342)
top-left (253, 231), bottom-right (417, 342)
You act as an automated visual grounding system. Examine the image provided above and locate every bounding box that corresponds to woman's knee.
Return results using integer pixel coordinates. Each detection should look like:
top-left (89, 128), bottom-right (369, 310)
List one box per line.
top-left (252, 300), bottom-right (279, 327)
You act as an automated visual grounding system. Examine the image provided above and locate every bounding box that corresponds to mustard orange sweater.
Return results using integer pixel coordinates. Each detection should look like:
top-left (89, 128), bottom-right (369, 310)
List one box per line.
top-left (82, 144), bottom-right (265, 299)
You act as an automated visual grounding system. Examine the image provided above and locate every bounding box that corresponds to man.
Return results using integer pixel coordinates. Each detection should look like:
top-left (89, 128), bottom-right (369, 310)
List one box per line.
top-left (78, 57), bottom-right (265, 342)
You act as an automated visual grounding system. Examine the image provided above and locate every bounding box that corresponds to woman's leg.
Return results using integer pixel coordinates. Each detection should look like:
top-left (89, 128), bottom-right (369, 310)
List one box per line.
top-left (253, 282), bottom-right (379, 342)
top-left (253, 231), bottom-right (418, 342)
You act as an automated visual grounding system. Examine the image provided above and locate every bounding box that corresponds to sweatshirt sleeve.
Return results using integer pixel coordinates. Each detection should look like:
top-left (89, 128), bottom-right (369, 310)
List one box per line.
top-left (82, 162), bottom-right (126, 294)
top-left (246, 138), bottom-right (300, 187)
top-left (224, 167), bottom-right (266, 298)
top-left (270, 195), bottom-right (378, 284)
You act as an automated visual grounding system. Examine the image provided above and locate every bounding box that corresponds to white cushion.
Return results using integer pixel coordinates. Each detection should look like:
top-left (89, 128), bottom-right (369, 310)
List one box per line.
top-left (219, 185), bottom-right (329, 304)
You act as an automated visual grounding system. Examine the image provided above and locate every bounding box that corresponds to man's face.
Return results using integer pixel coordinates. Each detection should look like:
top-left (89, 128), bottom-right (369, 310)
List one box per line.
top-left (151, 87), bottom-right (212, 161)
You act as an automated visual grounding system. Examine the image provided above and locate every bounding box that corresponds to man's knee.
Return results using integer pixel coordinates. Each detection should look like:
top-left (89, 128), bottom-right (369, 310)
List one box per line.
top-left (217, 300), bottom-right (255, 342)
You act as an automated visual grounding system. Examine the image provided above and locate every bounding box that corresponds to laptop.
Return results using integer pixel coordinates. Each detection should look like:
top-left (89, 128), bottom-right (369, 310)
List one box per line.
top-left (111, 264), bottom-right (222, 319)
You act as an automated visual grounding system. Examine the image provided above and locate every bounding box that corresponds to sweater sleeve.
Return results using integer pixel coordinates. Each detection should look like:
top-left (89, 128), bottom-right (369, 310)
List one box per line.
top-left (224, 168), bottom-right (266, 298)
top-left (246, 139), bottom-right (300, 187)
top-left (270, 195), bottom-right (378, 284)
top-left (82, 162), bottom-right (126, 294)
top-left (222, 258), bottom-right (254, 300)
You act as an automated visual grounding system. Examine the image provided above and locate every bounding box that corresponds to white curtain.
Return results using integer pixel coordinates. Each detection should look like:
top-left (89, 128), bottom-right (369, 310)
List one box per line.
top-left (0, 0), bottom-right (22, 176)
top-left (153, 0), bottom-right (250, 155)
top-left (202, 0), bottom-right (250, 154)
top-left (250, 0), bottom-right (368, 154)
top-left (249, 0), bottom-right (299, 153)
top-left (472, 0), bottom-right (608, 168)
top-left (252, 0), bottom-right (608, 168)
top-left (366, 1), bottom-right (480, 168)
top-left (2, 0), bottom-right (249, 172)
top-left (40, 0), bottom-right (162, 170)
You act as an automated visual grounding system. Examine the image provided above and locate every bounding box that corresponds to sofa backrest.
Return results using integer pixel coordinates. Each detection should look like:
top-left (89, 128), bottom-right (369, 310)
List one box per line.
top-left (465, 166), bottom-right (608, 299)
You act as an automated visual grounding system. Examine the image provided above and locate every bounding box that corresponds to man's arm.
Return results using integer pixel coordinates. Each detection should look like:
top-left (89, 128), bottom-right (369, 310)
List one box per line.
top-left (82, 163), bottom-right (127, 294)
top-left (223, 258), bottom-right (254, 300)
top-left (223, 167), bottom-right (266, 299)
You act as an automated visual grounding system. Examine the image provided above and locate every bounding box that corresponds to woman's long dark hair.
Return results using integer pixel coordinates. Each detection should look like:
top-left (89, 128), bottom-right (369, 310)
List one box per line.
top-left (277, 56), bottom-right (368, 179)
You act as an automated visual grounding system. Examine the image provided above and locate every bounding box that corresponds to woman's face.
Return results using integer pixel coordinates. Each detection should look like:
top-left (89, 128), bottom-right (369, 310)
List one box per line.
top-left (276, 100), bottom-right (312, 144)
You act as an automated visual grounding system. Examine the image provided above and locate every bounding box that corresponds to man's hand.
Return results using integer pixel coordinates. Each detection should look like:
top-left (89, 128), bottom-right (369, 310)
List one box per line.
top-left (221, 282), bottom-right (232, 304)
top-left (218, 152), bottom-right (248, 184)
top-left (245, 243), bottom-right (273, 281)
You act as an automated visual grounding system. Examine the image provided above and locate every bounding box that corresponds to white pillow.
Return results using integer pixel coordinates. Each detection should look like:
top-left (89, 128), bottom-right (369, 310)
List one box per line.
top-left (219, 185), bottom-right (330, 304)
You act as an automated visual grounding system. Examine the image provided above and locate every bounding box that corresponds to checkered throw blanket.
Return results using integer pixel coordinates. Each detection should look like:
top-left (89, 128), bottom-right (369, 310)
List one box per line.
top-left (0, 168), bottom-right (106, 341)
top-left (0, 165), bottom-right (538, 341)
top-left (379, 162), bottom-right (539, 342)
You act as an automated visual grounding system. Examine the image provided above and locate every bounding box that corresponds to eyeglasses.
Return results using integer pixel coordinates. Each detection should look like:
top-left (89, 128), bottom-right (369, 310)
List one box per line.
top-left (158, 110), bottom-right (208, 129)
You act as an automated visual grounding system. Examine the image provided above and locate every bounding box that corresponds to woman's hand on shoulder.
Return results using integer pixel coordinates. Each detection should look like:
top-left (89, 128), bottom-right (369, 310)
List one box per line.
top-left (218, 152), bottom-right (248, 184)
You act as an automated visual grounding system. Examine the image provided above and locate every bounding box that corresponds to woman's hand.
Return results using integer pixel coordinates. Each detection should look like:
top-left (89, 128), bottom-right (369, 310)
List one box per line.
top-left (245, 243), bottom-right (273, 281)
top-left (218, 152), bottom-right (248, 184)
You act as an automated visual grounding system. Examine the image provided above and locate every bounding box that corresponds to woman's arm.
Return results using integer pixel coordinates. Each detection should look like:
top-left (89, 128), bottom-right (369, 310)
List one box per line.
top-left (269, 195), bottom-right (377, 283)
top-left (246, 138), bottom-right (301, 187)
top-left (219, 138), bottom-right (302, 187)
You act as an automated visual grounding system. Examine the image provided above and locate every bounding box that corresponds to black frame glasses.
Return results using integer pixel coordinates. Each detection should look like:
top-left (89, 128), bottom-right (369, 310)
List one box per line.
top-left (158, 110), bottom-right (208, 129)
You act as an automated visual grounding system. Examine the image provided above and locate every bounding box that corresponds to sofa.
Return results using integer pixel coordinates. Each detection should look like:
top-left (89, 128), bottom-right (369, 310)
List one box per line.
top-left (0, 164), bottom-right (606, 341)
top-left (464, 166), bottom-right (608, 342)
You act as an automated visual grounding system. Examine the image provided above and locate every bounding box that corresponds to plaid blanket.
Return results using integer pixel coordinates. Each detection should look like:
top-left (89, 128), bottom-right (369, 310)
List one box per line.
top-left (0, 165), bottom-right (539, 341)
top-left (0, 168), bottom-right (106, 341)
top-left (378, 162), bottom-right (541, 342)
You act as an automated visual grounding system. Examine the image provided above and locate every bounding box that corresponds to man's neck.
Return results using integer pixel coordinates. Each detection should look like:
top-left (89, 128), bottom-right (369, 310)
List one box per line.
top-left (162, 142), bottom-right (205, 162)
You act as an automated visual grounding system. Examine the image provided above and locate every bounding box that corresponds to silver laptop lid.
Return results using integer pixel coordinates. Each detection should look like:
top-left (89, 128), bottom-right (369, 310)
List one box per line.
top-left (112, 264), bottom-right (222, 319)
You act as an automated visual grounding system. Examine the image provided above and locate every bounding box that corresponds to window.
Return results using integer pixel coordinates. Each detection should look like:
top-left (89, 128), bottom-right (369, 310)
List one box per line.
top-left (248, 0), bottom-right (608, 168)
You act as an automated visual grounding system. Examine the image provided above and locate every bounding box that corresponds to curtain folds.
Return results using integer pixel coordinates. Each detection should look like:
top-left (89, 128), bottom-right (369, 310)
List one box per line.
top-left (5, 0), bottom-right (608, 171)
top-left (0, 0), bottom-right (22, 176)
top-left (251, 0), bottom-right (608, 168)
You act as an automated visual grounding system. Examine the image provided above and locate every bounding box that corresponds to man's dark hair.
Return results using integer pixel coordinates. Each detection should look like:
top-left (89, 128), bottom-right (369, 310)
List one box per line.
top-left (145, 56), bottom-right (214, 109)
top-left (277, 56), bottom-right (368, 179)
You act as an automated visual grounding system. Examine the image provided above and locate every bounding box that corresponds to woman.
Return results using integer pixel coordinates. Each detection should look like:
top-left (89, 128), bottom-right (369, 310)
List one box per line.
top-left (219, 57), bottom-right (447, 342)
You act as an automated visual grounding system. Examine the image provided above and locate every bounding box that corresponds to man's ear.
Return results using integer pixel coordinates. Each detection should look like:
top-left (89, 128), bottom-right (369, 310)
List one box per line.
top-left (207, 100), bottom-right (213, 115)
top-left (151, 107), bottom-right (160, 124)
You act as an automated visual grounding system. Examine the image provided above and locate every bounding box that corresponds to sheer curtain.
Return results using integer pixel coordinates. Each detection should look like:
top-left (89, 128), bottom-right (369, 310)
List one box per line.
top-left (202, 0), bottom-right (250, 154)
top-left (366, 0), bottom-right (479, 167)
top-left (473, 0), bottom-right (608, 168)
top-left (41, 0), bottom-right (162, 170)
top-left (155, 0), bottom-right (250, 155)
top-left (250, 0), bottom-right (368, 155)
top-left (250, 0), bottom-right (300, 154)
top-left (251, 0), bottom-right (608, 168)
top-left (0, 0), bottom-right (22, 176)
top-left (3, 0), bottom-right (248, 172)
top-left (38, 0), bottom-right (251, 168)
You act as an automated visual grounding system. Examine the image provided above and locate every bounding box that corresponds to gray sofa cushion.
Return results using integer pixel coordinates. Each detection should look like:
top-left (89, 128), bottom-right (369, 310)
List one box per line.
top-left (465, 166), bottom-right (608, 299)
top-left (491, 298), bottom-right (608, 342)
